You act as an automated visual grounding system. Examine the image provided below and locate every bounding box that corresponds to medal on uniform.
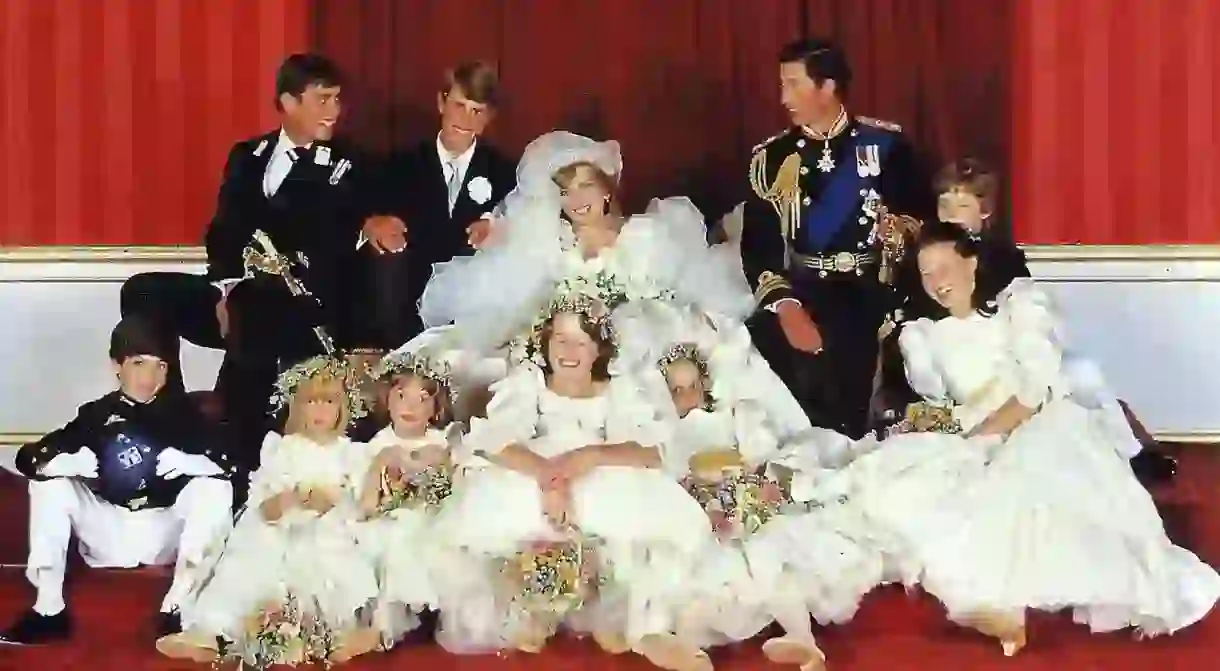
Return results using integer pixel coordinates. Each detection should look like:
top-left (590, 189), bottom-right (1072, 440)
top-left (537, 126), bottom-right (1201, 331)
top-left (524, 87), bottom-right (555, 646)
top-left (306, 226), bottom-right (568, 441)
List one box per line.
top-left (817, 142), bottom-right (835, 173)
top-left (803, 107), bottom-right (846, 173)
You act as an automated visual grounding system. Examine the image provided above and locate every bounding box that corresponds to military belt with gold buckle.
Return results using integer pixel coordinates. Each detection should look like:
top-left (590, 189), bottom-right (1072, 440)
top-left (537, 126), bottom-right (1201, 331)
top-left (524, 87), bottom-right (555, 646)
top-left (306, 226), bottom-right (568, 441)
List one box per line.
top-left (791, 251), bottom-right (876, 277)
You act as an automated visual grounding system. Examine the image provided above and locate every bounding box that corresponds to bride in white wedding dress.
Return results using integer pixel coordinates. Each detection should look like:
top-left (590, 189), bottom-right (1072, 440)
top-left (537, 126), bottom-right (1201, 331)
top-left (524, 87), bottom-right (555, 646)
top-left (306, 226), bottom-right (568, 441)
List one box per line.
top-left (394, 130), bottom-right (813, 440)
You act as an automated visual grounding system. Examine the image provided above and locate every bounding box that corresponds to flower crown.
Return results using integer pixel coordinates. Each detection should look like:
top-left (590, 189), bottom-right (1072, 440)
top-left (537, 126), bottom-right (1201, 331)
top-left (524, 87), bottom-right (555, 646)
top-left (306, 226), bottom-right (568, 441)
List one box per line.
top-left (371, 351), bottom-right (458, 402)
top-left (270, 355), bottom-right (369, 421)
top-left (509, 277), bottom-right (628, 367)
top-left (657, 342), bottom-right (716, 412)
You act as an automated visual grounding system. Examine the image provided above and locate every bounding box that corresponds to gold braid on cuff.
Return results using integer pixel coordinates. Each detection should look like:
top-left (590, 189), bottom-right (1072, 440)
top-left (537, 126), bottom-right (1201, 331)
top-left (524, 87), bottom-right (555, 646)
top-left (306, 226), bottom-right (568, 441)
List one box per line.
top-left (754, 271), bottom-right (792, 307)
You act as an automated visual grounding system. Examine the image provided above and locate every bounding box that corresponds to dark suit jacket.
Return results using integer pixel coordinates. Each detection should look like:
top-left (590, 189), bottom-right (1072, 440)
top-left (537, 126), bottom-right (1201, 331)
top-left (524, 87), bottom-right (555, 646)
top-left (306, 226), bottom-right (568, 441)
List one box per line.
top-left (364, 139), bottom-right (516, 299)
top-left (203, 131), bottom-right (367, 347)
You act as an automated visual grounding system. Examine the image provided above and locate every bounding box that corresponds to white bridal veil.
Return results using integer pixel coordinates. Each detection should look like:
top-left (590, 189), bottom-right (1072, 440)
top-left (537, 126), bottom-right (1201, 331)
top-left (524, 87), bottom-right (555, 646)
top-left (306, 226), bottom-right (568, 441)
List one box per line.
top-left (416, 130), bottom-right (752, 353)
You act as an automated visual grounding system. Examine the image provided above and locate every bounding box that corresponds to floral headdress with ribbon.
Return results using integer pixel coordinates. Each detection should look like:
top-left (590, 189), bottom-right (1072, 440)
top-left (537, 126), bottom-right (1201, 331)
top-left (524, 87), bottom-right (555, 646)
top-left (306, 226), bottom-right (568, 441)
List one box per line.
top-left (657, 341), bottom-right (716, 413)
top-left (371, 350), bottom-right (459, 403)
top-left (508, 274), bottom-right (628, 367)
top-left (270, 355), bottom-right (369, 421)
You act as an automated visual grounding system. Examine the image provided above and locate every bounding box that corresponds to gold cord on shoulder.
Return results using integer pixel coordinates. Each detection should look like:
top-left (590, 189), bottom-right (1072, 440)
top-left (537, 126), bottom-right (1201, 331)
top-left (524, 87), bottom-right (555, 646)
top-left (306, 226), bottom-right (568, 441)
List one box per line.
top-left (749, 151), bottom-right (803, 241)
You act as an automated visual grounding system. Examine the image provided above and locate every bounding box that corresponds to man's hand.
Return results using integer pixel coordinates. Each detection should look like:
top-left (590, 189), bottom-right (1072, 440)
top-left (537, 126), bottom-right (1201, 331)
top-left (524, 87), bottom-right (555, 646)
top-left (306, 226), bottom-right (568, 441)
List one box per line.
top-left (776, 302), bottom-right (824, 354)
top-left (466, 218), bottom-right (494, 249)
top-left (41, 448), bottom-right (99, 479)
top-left (215, 294), bottom-right (230, 340)
top-left (362, 215), bottom-right (408, 253)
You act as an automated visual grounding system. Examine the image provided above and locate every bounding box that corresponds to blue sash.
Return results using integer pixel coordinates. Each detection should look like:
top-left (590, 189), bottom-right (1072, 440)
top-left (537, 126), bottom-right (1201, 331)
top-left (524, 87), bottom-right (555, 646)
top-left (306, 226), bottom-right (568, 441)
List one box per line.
top-left (802, 128), bottom-right (895, 251)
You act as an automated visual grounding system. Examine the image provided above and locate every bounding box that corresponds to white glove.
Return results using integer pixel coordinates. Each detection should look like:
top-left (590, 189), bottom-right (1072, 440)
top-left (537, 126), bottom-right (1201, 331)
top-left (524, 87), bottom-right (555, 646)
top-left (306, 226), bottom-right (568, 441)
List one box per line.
top-left (40, 448), bottom-right (99, 479)
top-left (156, 448), bottom-right (223, 480)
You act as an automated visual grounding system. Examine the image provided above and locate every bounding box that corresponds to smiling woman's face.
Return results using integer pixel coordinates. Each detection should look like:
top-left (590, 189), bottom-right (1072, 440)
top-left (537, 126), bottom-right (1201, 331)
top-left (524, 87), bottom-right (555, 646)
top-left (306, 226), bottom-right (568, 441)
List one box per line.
top-left (555, 163), bottom-right (612, 224)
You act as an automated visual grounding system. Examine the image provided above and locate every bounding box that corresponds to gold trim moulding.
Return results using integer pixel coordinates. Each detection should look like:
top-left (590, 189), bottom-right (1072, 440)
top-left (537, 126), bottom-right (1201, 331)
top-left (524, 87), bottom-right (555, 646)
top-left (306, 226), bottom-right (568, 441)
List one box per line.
top-left (0, 244), bottom-right (1219, 265)
top-left (1021, 244), bottom-right (1220, 263)
top-left (0, 246), bottom-right (206, 264)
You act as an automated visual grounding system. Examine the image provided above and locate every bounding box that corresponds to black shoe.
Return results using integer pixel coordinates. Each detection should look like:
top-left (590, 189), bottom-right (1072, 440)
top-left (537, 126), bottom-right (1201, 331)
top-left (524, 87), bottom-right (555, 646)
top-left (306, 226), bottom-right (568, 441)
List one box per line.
top-left (1132, 449), bottom-right (1178, 486)
top-left (0, 609), bottom-right (73, 645)
top-left (396, 609), bottom-right (438, 646)
top-left (155, 610), bottom-right (183, 639)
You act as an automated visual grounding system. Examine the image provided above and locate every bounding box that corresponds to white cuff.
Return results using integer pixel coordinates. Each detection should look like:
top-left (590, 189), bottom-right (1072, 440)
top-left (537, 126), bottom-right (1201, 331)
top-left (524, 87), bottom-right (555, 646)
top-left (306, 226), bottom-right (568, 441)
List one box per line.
top-left (765, 297), bottom-right (802, 313)
top-left (211, 279), bottom-right (241, 296)
top-left (355, 232), bottom-right (367, 250)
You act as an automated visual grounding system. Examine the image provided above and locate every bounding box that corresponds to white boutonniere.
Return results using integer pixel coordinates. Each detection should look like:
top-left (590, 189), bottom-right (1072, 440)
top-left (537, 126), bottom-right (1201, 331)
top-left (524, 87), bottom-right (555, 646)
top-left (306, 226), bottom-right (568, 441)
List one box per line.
top-left (467, 176), bottom-right (492, 204)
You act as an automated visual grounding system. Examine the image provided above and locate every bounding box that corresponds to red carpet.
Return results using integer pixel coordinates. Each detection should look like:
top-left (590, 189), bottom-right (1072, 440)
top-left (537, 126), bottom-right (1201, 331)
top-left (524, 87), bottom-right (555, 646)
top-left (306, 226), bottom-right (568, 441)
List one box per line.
top-left (1, 445), bottom-right (1217, 671)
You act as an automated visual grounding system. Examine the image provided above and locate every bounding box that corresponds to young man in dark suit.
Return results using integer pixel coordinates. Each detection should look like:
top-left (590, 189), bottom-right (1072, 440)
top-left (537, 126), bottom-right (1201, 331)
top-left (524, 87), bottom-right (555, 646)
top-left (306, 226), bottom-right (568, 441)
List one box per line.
top-left (119, 54), bottom-right (367, 470)
top-left (358, 61), bottom-right (517, 350)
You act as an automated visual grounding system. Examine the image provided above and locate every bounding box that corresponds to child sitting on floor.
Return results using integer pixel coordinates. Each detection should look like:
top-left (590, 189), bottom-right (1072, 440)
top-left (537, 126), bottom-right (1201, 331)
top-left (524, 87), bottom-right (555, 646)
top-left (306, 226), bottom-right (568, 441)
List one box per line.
top-left (1, 317), bottom-right (235, 646)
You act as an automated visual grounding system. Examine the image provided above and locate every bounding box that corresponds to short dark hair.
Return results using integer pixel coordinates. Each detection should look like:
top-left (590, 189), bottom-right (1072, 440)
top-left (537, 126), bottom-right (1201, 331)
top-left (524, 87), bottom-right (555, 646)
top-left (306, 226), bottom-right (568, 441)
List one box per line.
top-left (109, 316), bottom-right (172, 364)
top-left (275, 53), bottom-right (343, 108)
top-left (441, 60), bottom-right (501, 107)
top-left (910, 220), bottom-right (1001, 318)
top-left (779, 38), bottom-right (852, 97)
top-left (934, 158), bottom-right (1000, 214)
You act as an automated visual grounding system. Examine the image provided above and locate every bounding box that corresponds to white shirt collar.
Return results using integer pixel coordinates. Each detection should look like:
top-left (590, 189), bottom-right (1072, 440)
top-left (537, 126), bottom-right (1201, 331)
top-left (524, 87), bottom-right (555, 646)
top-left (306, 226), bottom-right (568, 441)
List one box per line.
top-left (436, 134), bottom-right (477, 169)
top-left (275, 128), bottom-right (313, 154)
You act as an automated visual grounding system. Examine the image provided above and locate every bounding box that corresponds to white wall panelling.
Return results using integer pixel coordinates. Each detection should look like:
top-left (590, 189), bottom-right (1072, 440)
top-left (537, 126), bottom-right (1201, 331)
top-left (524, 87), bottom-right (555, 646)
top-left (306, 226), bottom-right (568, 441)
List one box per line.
top-left (0, 245), bottom-right (1217, 450)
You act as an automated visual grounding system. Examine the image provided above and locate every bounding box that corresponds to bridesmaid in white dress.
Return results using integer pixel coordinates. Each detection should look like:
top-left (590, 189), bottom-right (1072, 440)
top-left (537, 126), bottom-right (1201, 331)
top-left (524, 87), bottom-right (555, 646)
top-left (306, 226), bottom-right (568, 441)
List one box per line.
top-left (649, 309), bottom-right (883, 671)
top-left (354, 345), bottom-right (462, 647)
top-left (433, 293), bottom-right (714, 671)
top-left (846, 222), bottom-right (1220, 655)
top-left (158, 357), bottom-right (380, 667)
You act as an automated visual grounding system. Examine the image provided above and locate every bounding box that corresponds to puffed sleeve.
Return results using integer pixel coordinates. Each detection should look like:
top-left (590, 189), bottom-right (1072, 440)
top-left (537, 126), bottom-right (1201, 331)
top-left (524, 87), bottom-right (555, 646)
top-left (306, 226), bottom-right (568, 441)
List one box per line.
top-left (1001, 279), bottom-right (1067, 408)
top-left (459, 366), bottom-right (542, 465)
top-left (604, 374), bottom-right (672, 452)
top-left (898, 320), bottom-right (949, 401)
top-left (247, 432), bottom-right (288, 506)
top-left (643, 197), bottom-right (755, 321)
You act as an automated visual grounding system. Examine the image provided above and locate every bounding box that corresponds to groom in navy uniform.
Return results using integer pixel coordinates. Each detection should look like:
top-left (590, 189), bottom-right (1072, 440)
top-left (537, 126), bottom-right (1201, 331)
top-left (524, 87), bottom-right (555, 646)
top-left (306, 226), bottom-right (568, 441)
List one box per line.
top-left (741, 38), bottom-right (934, 439)
top-left (119, 54), bottom-right (367, 469)
top-left (358, 61), bottom-right (517, 350)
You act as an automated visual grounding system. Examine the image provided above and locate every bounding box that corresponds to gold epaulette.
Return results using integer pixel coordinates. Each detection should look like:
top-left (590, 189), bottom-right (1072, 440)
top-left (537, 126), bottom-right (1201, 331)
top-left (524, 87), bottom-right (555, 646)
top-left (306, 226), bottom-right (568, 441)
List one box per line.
top-left (856, 116), bottom-right (903, 133)
top-left (751, 129), bottom-right (791, 155)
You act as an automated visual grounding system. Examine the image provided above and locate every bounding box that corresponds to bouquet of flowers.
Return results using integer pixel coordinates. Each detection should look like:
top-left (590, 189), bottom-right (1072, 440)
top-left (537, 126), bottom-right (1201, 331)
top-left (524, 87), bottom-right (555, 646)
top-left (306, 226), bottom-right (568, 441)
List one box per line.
top-left (685, 452), bottom-right (789, 540)
top-left (223, 594), bottom-right (334, 670)
top-left (376, 462), bottom-right (454, 515)
top-left (499, 538), bottom-right (602, 648)
top-left (886, 401), bottom-right (962, 436)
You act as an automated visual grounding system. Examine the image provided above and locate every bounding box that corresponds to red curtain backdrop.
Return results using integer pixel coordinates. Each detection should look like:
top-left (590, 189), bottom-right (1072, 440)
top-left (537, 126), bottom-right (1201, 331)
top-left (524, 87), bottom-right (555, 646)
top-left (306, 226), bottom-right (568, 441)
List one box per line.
top-left (314, 0), bottom-right (1006, 223)
top-left (2, 0), bottom-right (1214, 246)
top-left (1011, 0), bottom-right (1220, 244)
top-left (312, 0), bottom-right (798, 220)
top-left (0, 0), bottom-right (308, 246)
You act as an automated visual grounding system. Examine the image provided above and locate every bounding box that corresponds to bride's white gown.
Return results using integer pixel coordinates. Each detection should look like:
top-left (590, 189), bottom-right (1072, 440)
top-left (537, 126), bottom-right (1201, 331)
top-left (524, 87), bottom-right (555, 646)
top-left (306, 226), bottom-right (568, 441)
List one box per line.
top-left (845, 279), bottom-right (1220, 633)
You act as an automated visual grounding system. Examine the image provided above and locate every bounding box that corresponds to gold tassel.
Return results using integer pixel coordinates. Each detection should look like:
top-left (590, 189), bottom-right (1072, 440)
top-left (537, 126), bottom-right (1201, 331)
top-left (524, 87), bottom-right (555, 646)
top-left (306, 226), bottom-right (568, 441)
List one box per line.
top-left (749, 151), bottom-right (803, 241)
